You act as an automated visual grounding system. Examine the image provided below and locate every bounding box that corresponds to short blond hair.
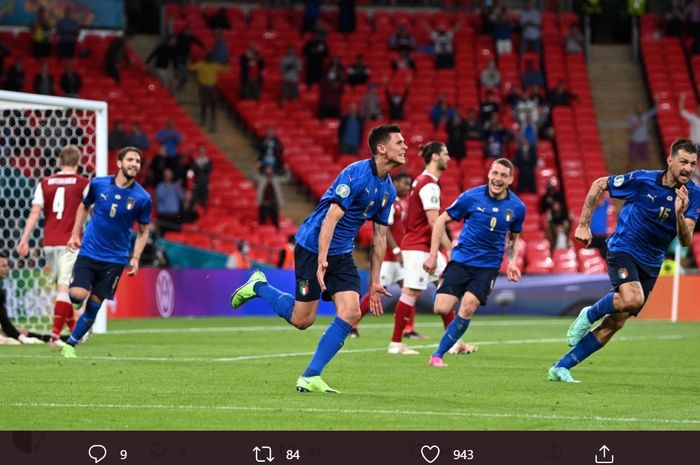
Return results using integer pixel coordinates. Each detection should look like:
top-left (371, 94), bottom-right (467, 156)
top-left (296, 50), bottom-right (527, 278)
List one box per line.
top-left (59, 145), bottom-right (81, 167)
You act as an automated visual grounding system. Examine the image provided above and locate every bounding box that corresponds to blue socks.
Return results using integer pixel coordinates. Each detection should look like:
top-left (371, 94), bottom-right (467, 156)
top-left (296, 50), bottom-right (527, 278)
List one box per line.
top-left (586, 292), bottom-right (615, 323)
top-left (433, 315), bottom-right (471, 358)
top-left (302, 316), bottom-right (352, 377)
top-left (555, 332), bottom-right (604, 369)
top-left (67, 299), bottom-right (101, 346)
top-left (254, 282), bottom-right (294, 323)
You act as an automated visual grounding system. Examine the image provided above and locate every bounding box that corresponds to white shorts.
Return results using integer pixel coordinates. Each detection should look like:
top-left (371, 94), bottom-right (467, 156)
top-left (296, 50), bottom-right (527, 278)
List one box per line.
top-left (380, 260), bottom-right (403, 287)
top-left (402, 250), bottom-right (447, 291)
top-left (44, 246), bottom-right (78, 287)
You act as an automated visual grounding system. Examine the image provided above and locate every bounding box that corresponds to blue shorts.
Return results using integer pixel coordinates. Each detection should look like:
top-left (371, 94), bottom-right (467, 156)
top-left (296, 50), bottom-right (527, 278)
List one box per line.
top-left (436, 261), bottom-right (499, 305)
top-left (70, 255), bottom-right (125, 300)
top-left (607, 251), bottom-right (659, 315)
top-left (294, 245), bottom-right (360, 302)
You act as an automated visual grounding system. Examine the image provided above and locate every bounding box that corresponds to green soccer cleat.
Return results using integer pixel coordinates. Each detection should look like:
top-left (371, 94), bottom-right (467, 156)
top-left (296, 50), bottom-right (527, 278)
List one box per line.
top-left (61, 345), bottom-right (77, 358)
top-left (230, 271), bottom-right (267, 309)
top-left (547, 366), bottom-right (581, 383)
top-left (295, 376), bottom-right (340, 393)
top-left (567, 306), bottom-right (592, 347)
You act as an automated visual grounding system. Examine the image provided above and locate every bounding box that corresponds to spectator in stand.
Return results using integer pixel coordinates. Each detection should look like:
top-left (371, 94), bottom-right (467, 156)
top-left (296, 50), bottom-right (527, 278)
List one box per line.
top-left (430, 95), bottom-right (456, 130)
top-left (521, 60), bottom-right (544, 91)
top-left (278, 234), bottom-right (296, 270)
top-left (565, 24), bottom-right (584, 54)
top-left (226, 240), bottom-right (251, 269)
top-left (127, 121), bottom-right (150, 151)
top-left (207, 7), bottom-right (231, 30)
top-left (384, 74), bottom-right (411, 121)
top-left (190, 51), bottom-right (229, 132)
top-left (279, 46), bottom-right (302, 103)
top-left (480, 89), bottom-right (500, 124)
top-left (590, 193), bottom-right (610, 256)
top-left (481, 4), bottom-right (496, 35)
top-left (391, 49), bottom-right (416, 74)
top-left (665, 1), bottom-right (687, 37)
top-left (445, 111), bottom-right (467, 160)
top-left (257, 126), bottom-right (285, 175)
top-left (360, 83), bottom-right (382, 121)
top-left (60, 61), bottom-right (81, 97)
top-left (504, 85), bottom-right (523, 110)
top-left (211, 29), bottom-right (230, 65)
top-left (520, 112), bottom-right (539, 146)
top-left (493, 7), bottom-right (513, 55)
top-left (147, 35), bottom-right (176, 91)
top-left (155, 119), bottom-right (183, 159)
top-left (240, 43), bottom-right (265, 101)
top-left (318, 57), bottom-right (345, 119)
top-left (155, 167), bottom-right (183, 234)
top-left (338, 103), bottom-right (364, 154)
top-left (338, 0), bottom-right (356, 34)
top-left (257, 165), bottom-right (285, 229)
top-left (547, 200), bottom-right (571, 249)
top-left (148, 144), bottom-right (168, 188)
top-left (539, 177), bottom-right (565, 216)
top-left (104, 35), bottom-right (129, 84)
top-left (301, 0), bottom-right (322, 35)
top-left (33, 62), bottom-right (54, 95)
top-left (463, 108), bottom-right (484, 140)
top-left (679, 93), bottom-right (700, 143)
top-left (519, 0), bottom-right (542, 55)
top-left (346, 54), bottom-right (370, 87)
top-left (547, 80), bottom-right (576, 107)
top-left (423, 20), bottom-right (463, 69)
top-left (303, 29), bottom-right (329, 87)
top-left (514, 138), bottom-right (538, 194)
top-left (30, 6), bottom-right (51, 58)
top-left (181, 189), bottom-right (201, 224)
top-left (4, 59), bottom-right (24, 91)
top-left (484, 117), bottom-right (511, 158)
top-left (108, 120), bottom-right (129, 151)
top-left (389, 23), bottom-right (416, 52)
top-left (480, 60), bottom-right (501, 90)
top-left (174, 25), bottom-right (204, 89)
top-left (515, 85), bottom-right (544, 124)
top-left (56, 7), bottom-right (81, 59)
top-left (189, 144), bottom-right (212, 209)
top-left (627, 104), bottom-right (657, 169)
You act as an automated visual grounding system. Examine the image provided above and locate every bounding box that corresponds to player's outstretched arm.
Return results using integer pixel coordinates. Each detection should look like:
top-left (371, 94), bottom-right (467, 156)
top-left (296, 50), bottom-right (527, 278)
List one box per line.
top-left (575, 176), bottom-right (609, 247)
top-left (316, 203), bottom-right (345, 292)
top-left (128, 223), bottom-right (151, 276)
top-left (17, 205), bottom-right (42, 257)
top-left (424, 212), bottom-right (452, 274)
top-left (67, 203), bottom-right (89, 250)
top-left (369, 222), bottom-right (392, 316)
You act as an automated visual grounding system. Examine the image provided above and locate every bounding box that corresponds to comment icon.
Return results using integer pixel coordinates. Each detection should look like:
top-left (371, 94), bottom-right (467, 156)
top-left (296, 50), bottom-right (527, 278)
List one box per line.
top-left (88, 444), bottom-right (107, 464)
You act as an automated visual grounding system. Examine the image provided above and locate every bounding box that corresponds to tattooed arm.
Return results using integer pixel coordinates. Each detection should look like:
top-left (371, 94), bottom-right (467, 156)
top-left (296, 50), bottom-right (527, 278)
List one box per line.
top-left (575, 176), bottom-right (609, 247)
top-left (506, 232), bottom-right (521, 282)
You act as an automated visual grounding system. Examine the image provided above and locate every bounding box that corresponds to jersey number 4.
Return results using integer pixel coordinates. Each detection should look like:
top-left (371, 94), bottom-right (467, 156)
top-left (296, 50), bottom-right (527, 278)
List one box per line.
top-left (52, 187), bottom-right (65, 220)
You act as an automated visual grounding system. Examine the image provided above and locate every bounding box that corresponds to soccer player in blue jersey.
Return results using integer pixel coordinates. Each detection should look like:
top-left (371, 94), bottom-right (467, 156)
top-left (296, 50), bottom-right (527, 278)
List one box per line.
top-left (60, 147), bottom-right (152, 358)
top-left (423, 158), bottom-right (526, 367)
top-left (548, 139), bottom-right (699, 382)
top-left (231, 124), bottom-right (407, 393)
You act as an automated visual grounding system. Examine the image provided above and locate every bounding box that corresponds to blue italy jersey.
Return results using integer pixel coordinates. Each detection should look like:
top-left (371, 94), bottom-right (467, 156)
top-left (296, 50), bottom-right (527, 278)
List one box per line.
top-left (296, 158), bottom-right (396, 255)
top-left (607, 170), bottom-right (700, 269)
top-left (446, 185), bottom-right (526, 268)
top-left (80, 176), bottom-right (152, 265)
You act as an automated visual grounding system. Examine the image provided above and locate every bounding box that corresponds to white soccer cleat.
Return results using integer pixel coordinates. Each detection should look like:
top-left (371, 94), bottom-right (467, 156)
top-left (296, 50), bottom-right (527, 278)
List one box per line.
top-left (0, 335), bottom-right (21, 345)
top-left (18, 335), bottom-right (44, 345)
top-left (387, 341), bottom-right (419, 355)
top-left (448, 339), bottom-right (479, 354)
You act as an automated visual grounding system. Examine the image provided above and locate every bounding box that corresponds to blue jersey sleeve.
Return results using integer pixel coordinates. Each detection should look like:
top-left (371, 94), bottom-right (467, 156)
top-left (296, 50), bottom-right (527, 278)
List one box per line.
top-left (511, 202), bottom-right (526, 233)
top-left (138, 196), bottom-right (152, 225)
top-left (607, 172), bottom-right (638, 201)
top-left (445, 191), bottom-right (472, 221)
top-left (83, 179), bottom-right (96, 206)
top-left (685, 187), bottom-right (700, 222)
top-left (372, 191), bottom-right (396, 225)
top-left (331, 165), bottom-right (364, 211)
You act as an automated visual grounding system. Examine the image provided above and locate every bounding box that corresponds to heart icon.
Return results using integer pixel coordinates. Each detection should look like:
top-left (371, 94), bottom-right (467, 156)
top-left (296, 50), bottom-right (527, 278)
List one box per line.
top-left (420, 445), bottom-right (441, 464)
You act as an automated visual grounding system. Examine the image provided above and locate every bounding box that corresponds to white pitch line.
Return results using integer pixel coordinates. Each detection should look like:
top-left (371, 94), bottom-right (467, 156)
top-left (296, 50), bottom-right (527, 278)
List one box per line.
top-left (104, 319), bottom-right (570, 335)
top-left (7, 401), bottom-right (700, 426)
top-left (0, 334), bottom-right (687, 364)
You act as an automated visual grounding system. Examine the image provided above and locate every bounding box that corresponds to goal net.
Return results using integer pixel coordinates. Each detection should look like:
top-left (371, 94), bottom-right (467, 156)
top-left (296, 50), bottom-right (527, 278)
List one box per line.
top-left (0, 90), bottom-right (108, 335)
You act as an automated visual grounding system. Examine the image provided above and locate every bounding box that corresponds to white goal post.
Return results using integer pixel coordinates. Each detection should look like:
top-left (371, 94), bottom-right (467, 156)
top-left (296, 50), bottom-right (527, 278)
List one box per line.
top-left (0, 90), bottom-right (109, 334)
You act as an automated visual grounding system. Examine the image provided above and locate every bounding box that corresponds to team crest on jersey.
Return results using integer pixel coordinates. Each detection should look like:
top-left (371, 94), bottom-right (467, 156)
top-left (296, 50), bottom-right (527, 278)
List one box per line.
top-left (613, 175), bottom-right (624, 187)
top-left (381, 192), bottom-right (389, 208)
top-left (336, 184), bottom-right (350, 198)
top-left (618, 267), bottom-right (629, 280)
top-left (298, 280), bottom-right (310, 296)
top-left (505, 209), bottom-right (513, 222)
top-left (126, 198), bottom-right (135, 210)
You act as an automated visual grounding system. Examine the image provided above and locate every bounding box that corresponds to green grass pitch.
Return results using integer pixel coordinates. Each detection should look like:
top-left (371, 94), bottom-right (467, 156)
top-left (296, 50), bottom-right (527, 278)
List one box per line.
top-left (1, 315), bottom-right (698, 430)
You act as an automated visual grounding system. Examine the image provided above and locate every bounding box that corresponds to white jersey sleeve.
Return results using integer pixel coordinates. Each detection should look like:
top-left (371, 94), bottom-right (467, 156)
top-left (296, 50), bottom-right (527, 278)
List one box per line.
top-left (32, 182), bottom-right (44, 207)
top-left (418, 182), bottom-right (441, 211)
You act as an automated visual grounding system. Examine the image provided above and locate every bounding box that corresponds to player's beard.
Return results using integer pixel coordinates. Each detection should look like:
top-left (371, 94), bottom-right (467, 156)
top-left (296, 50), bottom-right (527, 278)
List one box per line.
top-left (673, 168), bottom-right (691, 186)
top-left (121, 165), bottom-right (137, 181)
